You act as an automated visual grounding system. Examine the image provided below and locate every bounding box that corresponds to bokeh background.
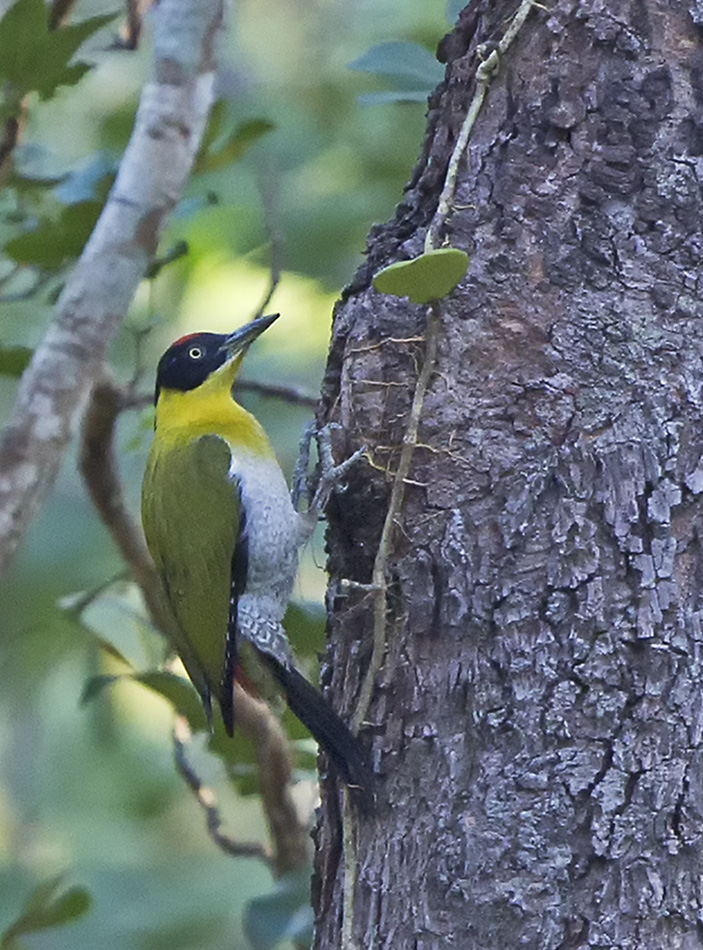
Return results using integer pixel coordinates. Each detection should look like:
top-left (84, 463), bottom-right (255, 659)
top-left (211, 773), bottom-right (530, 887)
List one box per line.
top-left (0, 1), bottom-right (455, 946)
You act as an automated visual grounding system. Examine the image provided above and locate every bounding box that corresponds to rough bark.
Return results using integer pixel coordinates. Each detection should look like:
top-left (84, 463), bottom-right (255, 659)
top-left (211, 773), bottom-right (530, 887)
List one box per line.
top-left (315, 1), bottom-right (703, 947)
top-left (0, 0), bottom-right (222, 578)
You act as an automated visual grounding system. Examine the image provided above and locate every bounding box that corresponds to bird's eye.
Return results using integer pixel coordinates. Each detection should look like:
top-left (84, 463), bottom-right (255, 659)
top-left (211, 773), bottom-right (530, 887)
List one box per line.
top-left (188, 346), bottom-right (203, 360)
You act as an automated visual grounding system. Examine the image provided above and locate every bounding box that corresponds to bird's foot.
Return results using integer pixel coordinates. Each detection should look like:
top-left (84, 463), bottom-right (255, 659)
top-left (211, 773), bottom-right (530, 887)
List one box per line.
top-left (291, 422), bottom-right (365, 514)
top-left (310, 423), bottom-right (366, 512)
top-left (311, 424), bottom-right (366, 513)
top-left (291, 421), bottom-right (316, 511)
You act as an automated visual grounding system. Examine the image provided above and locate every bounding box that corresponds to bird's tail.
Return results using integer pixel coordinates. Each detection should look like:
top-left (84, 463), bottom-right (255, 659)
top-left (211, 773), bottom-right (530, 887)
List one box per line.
top-left (261, 655), bottom-right (373, 811)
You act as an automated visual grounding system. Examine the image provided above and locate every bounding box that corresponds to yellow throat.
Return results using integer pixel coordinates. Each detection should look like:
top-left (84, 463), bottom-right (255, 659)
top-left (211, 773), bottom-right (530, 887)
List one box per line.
top-left (154, 356), bottom-right (275, 458)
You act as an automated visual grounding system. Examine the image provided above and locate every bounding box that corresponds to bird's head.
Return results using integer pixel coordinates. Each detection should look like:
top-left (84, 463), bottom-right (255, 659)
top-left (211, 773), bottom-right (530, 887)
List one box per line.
top-left (154, 313), bottom-right (279, 405)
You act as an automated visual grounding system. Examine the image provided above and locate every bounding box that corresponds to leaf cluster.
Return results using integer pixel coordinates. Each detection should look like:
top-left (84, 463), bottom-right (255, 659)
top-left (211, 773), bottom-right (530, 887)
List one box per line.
top-left (0, 0), bottom-right (116, 118)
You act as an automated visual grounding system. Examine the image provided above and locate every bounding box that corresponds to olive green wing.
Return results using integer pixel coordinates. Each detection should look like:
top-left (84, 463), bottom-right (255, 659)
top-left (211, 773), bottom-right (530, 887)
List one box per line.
top-left (141, 433), bottom-right (241, 729)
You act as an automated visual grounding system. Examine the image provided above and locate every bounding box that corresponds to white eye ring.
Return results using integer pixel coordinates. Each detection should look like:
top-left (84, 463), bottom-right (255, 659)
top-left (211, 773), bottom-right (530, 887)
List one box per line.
top-left (188, 346), bottom-right (203, 360)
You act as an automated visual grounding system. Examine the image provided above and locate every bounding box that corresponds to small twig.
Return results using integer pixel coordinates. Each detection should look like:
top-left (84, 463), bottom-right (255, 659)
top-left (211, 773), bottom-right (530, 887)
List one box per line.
top-left (425, 0), bottom-right (537, 252)
top-left (119, 378), bottom-right (317, 412)
top-left (0, 113), bottom-right (24, 186)
top-left (252, 163), bottom-right (284, 320)
top-left (347, 336), bottom-right (424, 356)
top-left (118, 389), bottom-right (153, 410)
top-left (173, 715), bottom-right (274, 865)
top-left (236, 378), bottom-right (317, 408)
top-left (234, 685), bottom-right (310, 875)
top-left (48, 0), bottom-right (78, 29)
top-left (120, 0), bottom-right (151, 49)
top-left (62, 570), bottom-right (131, 618)
top-left (144, 240), bottom-right (189, 279)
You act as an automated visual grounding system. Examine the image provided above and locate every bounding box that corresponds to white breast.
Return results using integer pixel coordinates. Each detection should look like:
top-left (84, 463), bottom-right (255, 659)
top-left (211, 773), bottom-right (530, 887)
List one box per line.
top-left (228, 451), bottom-right (305, 615)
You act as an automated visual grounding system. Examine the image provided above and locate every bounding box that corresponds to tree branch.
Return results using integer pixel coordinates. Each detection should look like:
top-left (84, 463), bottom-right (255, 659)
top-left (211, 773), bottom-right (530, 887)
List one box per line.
top-left (78, 375), bottom-right (172, 632)
top-left (252, 164), bottom-right (283, 321)
top-left (0, 111), bottom-right (25, 186)
top-left (119, 0), bottom-right (152, 49)
top-left (234, 687), bottom-right (310, 875)
top-left (48, 0), bottom-right (79, 30)
top-left (173, 715), bottom-right (274, 866)
top-left (235, 379), bottom-right (317, 408)
top-left (122, 379), bottom-right (318, 410)
top-left (0, 0), bottom-right (223, 579)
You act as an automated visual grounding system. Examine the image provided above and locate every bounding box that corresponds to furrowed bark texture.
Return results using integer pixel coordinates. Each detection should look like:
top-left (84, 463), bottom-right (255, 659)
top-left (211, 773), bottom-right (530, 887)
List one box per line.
top-left (315, 1), bottom-right (703, 947)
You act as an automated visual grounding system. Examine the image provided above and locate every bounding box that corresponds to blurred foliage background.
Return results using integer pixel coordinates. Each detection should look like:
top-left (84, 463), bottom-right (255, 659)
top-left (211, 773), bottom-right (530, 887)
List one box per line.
top-left (0, 0), bottom-right (456, 946)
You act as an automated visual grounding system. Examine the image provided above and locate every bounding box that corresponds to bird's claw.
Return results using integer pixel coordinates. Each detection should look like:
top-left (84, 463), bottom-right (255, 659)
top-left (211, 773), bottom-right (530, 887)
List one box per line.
top-left (291, 421), bottom-right (316, 510)
top-left (292, 422), bottom-right (366, 513)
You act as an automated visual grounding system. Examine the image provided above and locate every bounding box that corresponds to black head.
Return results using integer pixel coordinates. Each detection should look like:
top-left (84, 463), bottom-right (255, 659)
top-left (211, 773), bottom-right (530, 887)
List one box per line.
top-left (154, 332), bottom-right (228, 404)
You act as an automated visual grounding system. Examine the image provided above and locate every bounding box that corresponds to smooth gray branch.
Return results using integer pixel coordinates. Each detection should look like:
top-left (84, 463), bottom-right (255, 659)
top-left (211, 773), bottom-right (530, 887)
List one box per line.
top-left (0, 0), bottom-right (223, 578)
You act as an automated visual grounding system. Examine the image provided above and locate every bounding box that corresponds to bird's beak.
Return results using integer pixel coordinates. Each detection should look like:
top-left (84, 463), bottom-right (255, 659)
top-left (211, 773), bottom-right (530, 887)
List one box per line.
top-left (220, 313), bottom-right (279, 358)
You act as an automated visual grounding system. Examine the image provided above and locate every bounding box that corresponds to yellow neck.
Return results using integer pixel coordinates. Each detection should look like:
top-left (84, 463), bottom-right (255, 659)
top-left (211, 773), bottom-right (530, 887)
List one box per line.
top-left (154, 361), bottom-right (274, 458)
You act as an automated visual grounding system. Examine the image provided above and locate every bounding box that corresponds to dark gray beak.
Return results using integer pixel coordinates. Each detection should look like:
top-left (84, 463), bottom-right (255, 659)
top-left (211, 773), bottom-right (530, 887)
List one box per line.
top-left (220, 313), bottom-right (279, 357)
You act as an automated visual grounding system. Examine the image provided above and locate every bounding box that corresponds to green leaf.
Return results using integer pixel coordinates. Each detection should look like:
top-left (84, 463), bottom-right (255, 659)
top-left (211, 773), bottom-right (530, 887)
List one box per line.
top-left (348, 41), bottom-right (443, 89)
top-left (244, 869), bottom-right (314, 950)
top-left (145, 240), bottom-right (189, 279)
top-left (373, 248), bottom-right (469, 304)
top-left (284, 601), bottom-right (325, 657)
top-left (0, 0), bottom-right (117, 100)
top-left (358, 90), bottom-right (431, 106)
top-left (135, 671), bottom-right (209, 733)
top-left (7, 171), bottom-right (66, 193)
top-left (55, 156), bottom-right (115, 204)
top-left (80, 674), bottom-right (121, 705)
top-left (1, 876), bottom-right (91, 949)
top-left (81, 669), bottom-right (209, 733)
top-left (5, 200), bottom-right (102, 269)
top-left (208, 715), bottom-right (259, 773)
top-left (198, 99), bottom-right (228, 156)
top-left (60, 579), bottom-right (166, 670)
top-left (88, 635), bottom-right (135, 667)
top-left (0, 345), bottom-right (32, 377)
top-left (197, 119), bottom-right (275, 173)
top-left (0, 0), bottom-right (47, 88)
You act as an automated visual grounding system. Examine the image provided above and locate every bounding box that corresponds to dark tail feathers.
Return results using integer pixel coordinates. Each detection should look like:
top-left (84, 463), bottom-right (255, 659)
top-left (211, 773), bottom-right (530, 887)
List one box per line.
top-left (262, 656), bottom-right (373, 811)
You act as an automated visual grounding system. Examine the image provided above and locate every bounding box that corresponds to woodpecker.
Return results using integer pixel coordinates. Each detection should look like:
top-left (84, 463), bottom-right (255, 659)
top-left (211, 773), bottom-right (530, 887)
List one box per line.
top-left (141, 314), bottom-right (369, 801)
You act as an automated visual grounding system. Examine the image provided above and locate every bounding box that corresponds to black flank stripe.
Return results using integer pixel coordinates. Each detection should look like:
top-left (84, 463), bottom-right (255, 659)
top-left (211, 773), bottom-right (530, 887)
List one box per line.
top-left (220, 489), bottom-right (249, 736)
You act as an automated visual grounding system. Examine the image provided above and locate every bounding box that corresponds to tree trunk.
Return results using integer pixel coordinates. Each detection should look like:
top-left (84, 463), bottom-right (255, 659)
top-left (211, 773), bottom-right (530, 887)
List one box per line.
top-left (315, 1), bottom-right (703, 946)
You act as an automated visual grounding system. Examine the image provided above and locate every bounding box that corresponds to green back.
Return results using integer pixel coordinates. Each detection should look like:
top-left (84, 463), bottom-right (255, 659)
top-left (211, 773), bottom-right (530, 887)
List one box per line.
top-left (141, 434), bottom-right (239, 697)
